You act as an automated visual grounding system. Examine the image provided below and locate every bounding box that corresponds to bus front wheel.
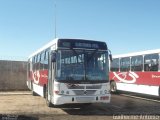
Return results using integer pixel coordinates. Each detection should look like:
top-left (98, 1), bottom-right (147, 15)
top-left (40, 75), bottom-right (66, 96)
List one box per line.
top-left (110, 81), bottom-right (117, 93)
top-left (46, 85), bottom-right (53, 107)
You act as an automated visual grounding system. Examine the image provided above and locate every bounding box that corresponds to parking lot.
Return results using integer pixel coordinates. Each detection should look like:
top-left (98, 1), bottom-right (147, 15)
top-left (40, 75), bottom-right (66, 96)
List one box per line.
top-left (0, 91), bottom-right (160, 120)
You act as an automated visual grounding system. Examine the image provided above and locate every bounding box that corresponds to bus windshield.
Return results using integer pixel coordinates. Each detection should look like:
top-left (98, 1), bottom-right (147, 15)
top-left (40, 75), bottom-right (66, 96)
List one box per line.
top-left (56, 49), bottom-right (109, 83)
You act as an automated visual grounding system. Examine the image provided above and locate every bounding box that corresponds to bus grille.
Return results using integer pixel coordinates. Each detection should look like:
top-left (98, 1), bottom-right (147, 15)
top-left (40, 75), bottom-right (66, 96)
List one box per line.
top-left (66, 84), bottom-right (85, 89)
top-left (73, 90), bottom-right (96, 95)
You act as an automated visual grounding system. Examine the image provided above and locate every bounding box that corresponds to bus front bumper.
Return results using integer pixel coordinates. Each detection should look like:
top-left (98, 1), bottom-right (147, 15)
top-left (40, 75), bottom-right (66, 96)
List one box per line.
top-left (52, 94), bottom-right (111, 105)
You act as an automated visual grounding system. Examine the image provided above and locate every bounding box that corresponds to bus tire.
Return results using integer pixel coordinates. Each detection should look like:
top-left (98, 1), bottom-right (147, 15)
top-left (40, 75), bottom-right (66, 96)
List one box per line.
top-left (110, 81), bottom-right (117, 93)
top-left (43, 85), bottom-right (46, 98)
top-left (32, 90), bottom-right (37, 96)
top-left (46, 85), bottom-right (53, 107)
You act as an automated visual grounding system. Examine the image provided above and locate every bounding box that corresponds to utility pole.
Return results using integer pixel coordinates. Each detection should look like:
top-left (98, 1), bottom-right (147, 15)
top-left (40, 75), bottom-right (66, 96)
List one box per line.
top-left (54, 1), bottom-right (57, 38)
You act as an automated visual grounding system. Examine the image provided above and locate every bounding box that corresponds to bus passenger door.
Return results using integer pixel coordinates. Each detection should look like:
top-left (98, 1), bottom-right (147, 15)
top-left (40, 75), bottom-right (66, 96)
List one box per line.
top-left (46, 52), bottom-right (56, 107)
top-left (48, 52), bottom-right (56, 97)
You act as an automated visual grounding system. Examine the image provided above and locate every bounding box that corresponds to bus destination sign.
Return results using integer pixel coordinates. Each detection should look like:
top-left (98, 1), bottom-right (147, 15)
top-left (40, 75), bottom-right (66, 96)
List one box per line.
top-left (58, 39), bottom-right (107, 50)
top-left (75, 42), bottom-right (99, 49)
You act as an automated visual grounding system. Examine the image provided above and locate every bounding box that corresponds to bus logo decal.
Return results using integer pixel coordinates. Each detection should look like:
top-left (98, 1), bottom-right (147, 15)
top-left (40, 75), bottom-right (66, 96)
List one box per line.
top-left (113, 72), bottom-right (139, 83)
top-left (32, 71), bottom-right (40, 84)
top-left (84, 91), bottom-right (87, 95)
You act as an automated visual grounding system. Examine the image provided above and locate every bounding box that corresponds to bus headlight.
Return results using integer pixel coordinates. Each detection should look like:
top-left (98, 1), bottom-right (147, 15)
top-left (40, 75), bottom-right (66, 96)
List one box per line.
top-left (61, 90), bottom-right (64, 94)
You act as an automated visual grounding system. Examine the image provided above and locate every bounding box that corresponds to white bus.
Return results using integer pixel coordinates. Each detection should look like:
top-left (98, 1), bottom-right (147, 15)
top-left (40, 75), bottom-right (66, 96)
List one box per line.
top-left (27, 38), bottom-right (111, 107)
top-left (110, 49), bottom-right (160, 97)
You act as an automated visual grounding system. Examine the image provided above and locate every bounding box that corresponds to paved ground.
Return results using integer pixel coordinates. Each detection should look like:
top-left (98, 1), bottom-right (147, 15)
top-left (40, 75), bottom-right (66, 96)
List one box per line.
top-left (0, 91), bottom-right (160, 120)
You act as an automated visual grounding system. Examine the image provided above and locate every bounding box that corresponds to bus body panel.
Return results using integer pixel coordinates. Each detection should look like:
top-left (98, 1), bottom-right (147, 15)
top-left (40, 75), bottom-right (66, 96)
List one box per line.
top-left (110, 49), bottom-right (160, 96)
top-left (30, 70), bottom-right (48, 86)
top-left (110, 71), bottom-right (160, 86)
top-left (116, 82), bottom-right (159, 96)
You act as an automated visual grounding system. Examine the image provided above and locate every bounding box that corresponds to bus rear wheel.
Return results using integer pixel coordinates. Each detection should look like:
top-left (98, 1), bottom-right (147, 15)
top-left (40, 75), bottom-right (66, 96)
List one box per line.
top-left (110, 81), bottom-right (117, 93)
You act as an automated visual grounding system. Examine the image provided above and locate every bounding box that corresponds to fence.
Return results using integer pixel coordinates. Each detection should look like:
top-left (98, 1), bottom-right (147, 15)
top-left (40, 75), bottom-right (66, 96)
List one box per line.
top-left (0, 60), bottom-right (28, 91)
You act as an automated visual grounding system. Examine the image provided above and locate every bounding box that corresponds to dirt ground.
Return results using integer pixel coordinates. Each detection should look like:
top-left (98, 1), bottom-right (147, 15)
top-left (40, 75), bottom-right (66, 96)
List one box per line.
top-left (0, 91), bottom-right (160, 120)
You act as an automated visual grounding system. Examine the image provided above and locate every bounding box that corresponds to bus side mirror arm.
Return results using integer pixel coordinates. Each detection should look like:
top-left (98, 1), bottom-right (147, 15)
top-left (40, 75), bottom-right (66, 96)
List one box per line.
top-left (109, 54), bottom-right (113, 62)
top-left (108, 49), bottom-right (113, 62)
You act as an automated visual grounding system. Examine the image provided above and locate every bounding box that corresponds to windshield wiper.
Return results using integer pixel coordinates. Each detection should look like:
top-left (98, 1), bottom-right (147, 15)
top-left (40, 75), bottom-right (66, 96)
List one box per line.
top-left (87, 49), bottom-right (98, 62)
top-left (72, 49), bottom-right (84, 62)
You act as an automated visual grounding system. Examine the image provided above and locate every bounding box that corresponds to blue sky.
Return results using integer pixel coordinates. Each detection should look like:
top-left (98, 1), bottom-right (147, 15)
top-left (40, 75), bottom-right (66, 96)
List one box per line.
top-left (0, 0), bottom-right (160, 60)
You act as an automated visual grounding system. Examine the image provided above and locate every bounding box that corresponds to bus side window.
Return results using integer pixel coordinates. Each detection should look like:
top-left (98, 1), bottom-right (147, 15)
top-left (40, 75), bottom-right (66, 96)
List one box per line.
top-left (110, 58), bottom-right (119, 72)
top-left (120, 57), bottom-right (130, 72)
top-left (36, 54), bottom-right (41, 70)
top-left (32, 56), bottom-right (35, 70)
top-left (44, 49), bottom-right (50, 69)
top-left (40, 51), bottom-right (45, 70)
top-left (33, 56), bottom-right (37, 71)
top-left (131, 55), bottom-right (143, 71)
top-left (144, 53), bottom-right (159, 71)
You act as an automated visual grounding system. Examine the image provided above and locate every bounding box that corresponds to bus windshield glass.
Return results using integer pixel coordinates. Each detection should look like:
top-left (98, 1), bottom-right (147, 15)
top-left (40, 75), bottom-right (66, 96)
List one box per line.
top-left (56, 49), bottom-right (109, 83)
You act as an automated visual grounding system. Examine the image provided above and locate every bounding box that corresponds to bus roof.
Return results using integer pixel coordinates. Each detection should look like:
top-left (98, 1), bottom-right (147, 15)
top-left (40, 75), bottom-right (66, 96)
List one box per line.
top-left (28, 38), bottom-right (59, 59)
top-left (113, 49), bottom-right (160, 58)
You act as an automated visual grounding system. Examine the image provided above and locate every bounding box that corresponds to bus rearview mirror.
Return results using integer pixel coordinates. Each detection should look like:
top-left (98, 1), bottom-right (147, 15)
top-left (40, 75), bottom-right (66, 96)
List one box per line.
top-left (51, 53), bottom-right (56, 62)
top-left (109, 54), bottom-right (113, 62)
